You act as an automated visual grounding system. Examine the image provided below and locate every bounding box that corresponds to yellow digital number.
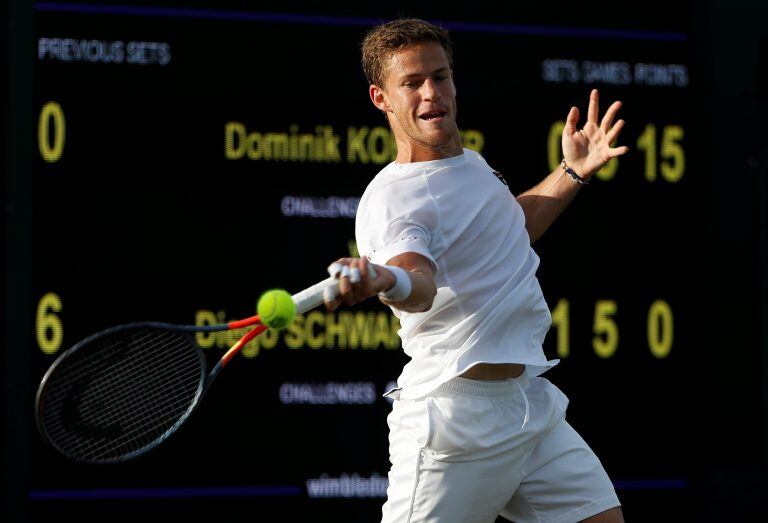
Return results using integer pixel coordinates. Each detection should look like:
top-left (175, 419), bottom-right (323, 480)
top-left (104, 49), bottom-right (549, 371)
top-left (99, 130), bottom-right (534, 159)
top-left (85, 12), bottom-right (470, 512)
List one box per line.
top-left (595, 156), bottom-right (618, 181)
top-left (637, 124), bottom-right (657, 181)
top-left (592, 300), bottom-right (618, 358)
top-left (647, 299), bottom-right (673, 358)
top-left (660, 125), bottom-right (685, 182)
top-left (36, 292), bottom-right (63, 354)
top-left (547, 121), bottom-right (566, 172)
top-left (38, 101), bottom-right (66, 162)
top-left (348, 240), bottom-right (359, 258)
top-left (638, 124), bottom-right (685, 182)
top-left (550, 298), bottom-right (570, 358)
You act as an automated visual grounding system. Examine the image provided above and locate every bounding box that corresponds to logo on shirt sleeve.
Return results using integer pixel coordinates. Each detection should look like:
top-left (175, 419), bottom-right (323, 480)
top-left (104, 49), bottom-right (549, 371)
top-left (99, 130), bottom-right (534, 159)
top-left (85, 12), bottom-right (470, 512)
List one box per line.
top-left (492, 170), bottom-right (513, 193)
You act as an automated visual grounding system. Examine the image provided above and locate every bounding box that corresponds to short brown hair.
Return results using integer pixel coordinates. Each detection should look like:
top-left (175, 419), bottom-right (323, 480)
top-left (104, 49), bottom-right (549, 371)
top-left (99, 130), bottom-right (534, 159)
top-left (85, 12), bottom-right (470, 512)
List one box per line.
top-left (361, 18), bottom-right (453, 88)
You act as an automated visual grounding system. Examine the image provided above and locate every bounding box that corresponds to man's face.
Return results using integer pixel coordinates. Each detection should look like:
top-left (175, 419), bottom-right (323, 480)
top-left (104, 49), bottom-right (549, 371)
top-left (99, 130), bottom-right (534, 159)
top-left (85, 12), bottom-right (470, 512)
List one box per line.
top-left (374, 42), bottom-right (459, 151)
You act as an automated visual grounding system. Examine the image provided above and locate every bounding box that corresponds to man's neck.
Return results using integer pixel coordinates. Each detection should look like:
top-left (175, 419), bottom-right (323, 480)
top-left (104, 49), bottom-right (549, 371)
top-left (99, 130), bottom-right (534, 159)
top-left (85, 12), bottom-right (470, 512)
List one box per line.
top-left (394, 137), bottom-right (463, 163)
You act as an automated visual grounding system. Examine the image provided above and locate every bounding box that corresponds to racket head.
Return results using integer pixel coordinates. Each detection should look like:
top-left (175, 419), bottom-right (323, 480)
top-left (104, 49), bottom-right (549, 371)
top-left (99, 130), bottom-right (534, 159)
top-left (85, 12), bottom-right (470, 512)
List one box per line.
top-left (35, 323), bottom-right (207, 464)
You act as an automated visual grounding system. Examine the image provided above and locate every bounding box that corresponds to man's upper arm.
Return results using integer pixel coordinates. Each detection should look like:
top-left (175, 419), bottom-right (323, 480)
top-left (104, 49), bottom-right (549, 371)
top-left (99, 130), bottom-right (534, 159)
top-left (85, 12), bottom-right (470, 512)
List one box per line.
top-left (356, 175), bottom-right (439, 268)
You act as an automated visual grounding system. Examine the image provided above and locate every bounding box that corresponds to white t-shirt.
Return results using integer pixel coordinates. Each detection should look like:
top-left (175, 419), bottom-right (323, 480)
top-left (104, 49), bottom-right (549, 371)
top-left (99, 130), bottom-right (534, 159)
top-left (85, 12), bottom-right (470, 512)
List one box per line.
top-left (356, 149), bottom-right (558, 399)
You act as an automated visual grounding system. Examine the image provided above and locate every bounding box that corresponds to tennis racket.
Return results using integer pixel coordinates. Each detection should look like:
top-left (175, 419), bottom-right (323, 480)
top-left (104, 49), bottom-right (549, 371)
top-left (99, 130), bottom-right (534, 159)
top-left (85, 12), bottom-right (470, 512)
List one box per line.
top-left (35, 269), bottom-right (369, 464)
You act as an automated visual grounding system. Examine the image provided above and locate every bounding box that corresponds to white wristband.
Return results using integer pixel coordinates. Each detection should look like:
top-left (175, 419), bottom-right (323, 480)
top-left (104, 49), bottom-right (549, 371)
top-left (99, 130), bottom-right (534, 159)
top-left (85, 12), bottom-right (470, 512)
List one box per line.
top-left (378, 265), bottom-right (412, 302)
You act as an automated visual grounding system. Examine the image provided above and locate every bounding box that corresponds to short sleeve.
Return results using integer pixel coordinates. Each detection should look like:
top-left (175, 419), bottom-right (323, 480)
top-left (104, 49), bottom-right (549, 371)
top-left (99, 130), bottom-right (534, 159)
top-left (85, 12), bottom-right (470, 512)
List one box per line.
top-left (356, 174), bottom-right (439, 271)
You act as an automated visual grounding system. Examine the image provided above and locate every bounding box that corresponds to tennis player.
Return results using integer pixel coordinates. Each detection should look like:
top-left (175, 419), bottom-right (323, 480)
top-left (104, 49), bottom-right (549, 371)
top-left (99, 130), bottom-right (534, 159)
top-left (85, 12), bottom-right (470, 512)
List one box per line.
top-left (325, 18), bottom-right (627, 523)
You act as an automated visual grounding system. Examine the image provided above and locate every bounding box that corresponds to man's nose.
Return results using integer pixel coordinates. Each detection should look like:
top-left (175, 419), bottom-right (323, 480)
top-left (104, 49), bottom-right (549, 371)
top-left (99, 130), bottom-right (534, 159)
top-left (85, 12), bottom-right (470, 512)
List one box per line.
top-left (421, 78), bottom-right (440, 101)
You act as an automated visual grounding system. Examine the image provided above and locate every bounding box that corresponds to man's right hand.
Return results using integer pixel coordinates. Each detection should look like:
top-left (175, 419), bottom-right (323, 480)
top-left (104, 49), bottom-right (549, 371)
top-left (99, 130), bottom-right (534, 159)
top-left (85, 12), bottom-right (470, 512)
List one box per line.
top-left (324, 256), bottom-right (394, 311)
top-left (324, 252), bottom-right (437, 313)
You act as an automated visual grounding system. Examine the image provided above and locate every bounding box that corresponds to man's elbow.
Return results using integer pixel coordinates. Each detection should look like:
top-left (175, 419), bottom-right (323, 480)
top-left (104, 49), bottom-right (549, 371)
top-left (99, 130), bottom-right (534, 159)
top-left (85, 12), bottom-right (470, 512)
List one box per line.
top-left (412, 283), bottom-right (438, 312)
top-left (526, 225), bottom-right (541, 243)
top-left (390, 284), bottom-right (437, 313)
top-left (410, 298), bottom-right (434, 313)
top-left (399, 301), bottom-right (432, 313)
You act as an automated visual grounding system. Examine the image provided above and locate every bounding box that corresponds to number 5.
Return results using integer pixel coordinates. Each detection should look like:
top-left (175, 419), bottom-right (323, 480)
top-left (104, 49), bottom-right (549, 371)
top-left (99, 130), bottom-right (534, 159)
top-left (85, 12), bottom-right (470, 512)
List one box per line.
top-left (593, 300), bottom-right (618, 358)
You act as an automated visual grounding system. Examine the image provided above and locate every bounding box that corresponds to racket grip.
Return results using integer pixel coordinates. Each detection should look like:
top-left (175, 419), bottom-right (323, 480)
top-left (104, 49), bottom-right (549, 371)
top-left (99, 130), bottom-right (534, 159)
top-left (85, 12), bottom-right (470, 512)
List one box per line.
top-left (292, 265), bottom-right (379, 314)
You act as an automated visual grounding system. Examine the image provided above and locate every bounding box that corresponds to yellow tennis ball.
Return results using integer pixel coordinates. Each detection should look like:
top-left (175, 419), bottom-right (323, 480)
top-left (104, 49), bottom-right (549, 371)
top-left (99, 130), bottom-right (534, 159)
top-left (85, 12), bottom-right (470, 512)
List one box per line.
top-left (257, 289), bottom-right (296, 329)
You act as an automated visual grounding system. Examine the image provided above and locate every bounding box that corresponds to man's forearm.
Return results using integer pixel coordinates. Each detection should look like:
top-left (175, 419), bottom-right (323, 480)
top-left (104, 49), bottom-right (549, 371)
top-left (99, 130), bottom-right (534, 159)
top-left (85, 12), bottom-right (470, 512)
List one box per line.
top-left (379, 267), bottom-right (437, 313)
top-left (516, 167), bottom-right (582, 243)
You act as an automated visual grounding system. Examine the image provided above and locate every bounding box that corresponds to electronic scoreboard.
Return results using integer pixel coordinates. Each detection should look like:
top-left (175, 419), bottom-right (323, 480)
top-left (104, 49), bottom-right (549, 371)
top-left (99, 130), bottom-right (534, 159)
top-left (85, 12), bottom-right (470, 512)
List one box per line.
top-left (26, 2), bottom-right (700, 521)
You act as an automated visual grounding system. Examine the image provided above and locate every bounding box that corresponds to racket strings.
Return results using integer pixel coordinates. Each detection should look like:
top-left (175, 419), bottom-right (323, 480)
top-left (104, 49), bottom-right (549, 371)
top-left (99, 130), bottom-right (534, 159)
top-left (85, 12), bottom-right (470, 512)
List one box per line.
top-left (45, 329), bottom-right (151, 387)
top-left (43, 329), bottom-right (202, 461)
top-left (43, 330), bottom-right (189, 429)
top-left (78, 364), bottom-right (201, 457)
top-left (55, 336), bottom-right (201, 460)
top-left (42, 328), bottom-right (180, 393)
top-left (47, 331), bottom-right (178, 425)
top-left (55, 331), bottom-right (194, 428)
top-left (39, 326), bottom-right (205, 462)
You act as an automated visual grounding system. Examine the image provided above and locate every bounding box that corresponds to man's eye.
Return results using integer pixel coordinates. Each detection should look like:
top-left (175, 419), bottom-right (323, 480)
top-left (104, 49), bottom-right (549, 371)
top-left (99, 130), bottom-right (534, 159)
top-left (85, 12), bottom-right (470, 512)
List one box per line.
top-left (435, 75), bottom-right (447, 81)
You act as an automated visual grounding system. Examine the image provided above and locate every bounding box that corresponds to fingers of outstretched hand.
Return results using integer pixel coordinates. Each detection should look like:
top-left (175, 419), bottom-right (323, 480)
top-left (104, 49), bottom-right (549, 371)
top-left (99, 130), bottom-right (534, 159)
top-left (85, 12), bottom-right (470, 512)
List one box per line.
top-left (600, 101), bottom-right (622, 131)
top-left (608, 145), bottom-right (630, 158)
top-left (565, 106), bottom-right (579, 135)
top-left (587, 89), bottom-right (599, 125)
top-left (606, 119), bottom-right (625, 143)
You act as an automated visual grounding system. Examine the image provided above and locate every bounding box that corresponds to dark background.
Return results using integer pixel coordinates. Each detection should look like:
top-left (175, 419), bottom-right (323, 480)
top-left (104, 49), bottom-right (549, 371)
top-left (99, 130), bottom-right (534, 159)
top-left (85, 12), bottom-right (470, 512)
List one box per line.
top-left (3, 1), bottom-right (767, 521)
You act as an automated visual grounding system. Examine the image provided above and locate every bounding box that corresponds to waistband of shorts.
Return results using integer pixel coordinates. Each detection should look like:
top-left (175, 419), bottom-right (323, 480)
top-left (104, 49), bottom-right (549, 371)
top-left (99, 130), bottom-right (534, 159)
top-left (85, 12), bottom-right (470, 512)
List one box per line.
top-left (434, 371), bottom-right (530, 398)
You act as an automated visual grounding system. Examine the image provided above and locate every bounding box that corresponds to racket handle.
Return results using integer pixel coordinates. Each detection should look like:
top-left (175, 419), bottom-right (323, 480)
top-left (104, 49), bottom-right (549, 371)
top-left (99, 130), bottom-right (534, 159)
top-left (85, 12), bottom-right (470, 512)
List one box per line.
top-left (292, 265), bottom-right (379, 314)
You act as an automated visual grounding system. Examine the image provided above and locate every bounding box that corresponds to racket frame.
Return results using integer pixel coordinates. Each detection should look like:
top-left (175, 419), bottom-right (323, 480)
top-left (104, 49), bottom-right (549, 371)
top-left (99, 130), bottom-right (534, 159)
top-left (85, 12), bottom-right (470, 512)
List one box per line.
top-left (34, 272), bottom-right (362, 463)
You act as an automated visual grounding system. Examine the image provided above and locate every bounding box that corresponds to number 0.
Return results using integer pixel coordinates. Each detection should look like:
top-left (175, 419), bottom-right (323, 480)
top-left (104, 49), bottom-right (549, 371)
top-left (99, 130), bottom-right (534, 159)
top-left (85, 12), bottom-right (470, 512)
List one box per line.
top-left (547, 121), bottom-right (565, 171)
top-left (38, 101), bottom-right (66, 162)
top-left (647, 299), bottom-right (673, 358)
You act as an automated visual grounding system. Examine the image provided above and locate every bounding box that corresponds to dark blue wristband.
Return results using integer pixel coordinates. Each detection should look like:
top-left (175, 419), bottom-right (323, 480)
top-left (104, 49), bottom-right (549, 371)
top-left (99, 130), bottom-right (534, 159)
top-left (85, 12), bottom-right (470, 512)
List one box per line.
top-left (561, 159), bottom-right (590, 185)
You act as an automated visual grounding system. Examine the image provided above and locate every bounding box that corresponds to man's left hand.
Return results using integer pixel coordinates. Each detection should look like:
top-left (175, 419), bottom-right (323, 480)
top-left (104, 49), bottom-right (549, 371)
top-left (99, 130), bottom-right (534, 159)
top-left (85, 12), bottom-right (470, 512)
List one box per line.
top-left (562, 89), bottom-right (629, 179)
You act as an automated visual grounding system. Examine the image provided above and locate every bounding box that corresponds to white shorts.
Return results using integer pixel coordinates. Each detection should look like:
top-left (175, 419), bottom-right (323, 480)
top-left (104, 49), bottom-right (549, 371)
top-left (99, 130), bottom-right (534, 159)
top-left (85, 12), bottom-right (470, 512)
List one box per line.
top-left (382, 373), bottom-right (620, 523)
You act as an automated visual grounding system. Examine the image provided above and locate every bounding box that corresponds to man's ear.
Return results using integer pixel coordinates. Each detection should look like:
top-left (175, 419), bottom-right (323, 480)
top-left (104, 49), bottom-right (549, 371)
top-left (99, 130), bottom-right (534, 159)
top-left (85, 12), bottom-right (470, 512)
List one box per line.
top-left (370, 84), bottom-right (390, 113)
